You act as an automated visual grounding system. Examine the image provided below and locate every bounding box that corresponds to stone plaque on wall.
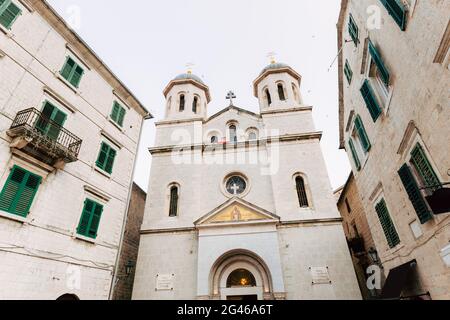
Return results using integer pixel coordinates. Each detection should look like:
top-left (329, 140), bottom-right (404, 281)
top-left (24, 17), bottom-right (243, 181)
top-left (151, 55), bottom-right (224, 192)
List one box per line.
top-left (309, 267), bottom-right (331, 285)
top-left (156, 274), bottom-right (174, 291)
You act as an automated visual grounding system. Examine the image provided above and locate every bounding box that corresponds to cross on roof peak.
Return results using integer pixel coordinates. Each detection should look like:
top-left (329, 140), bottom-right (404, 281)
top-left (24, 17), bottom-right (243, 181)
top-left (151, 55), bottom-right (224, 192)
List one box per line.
top-left (226, 90), bottom-right (236, 106)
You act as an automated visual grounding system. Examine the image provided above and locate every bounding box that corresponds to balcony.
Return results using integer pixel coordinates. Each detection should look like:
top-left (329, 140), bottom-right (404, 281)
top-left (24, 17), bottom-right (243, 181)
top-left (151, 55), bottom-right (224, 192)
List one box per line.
top-left (7, 108), bottom-right (82, 168)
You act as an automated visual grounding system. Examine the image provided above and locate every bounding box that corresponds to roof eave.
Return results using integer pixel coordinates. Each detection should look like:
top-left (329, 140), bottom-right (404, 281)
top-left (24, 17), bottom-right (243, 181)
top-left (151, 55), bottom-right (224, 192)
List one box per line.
top-left (337, 0), bottom-right (349, 149)
top-left (163, 79), bottom-right (212, 103)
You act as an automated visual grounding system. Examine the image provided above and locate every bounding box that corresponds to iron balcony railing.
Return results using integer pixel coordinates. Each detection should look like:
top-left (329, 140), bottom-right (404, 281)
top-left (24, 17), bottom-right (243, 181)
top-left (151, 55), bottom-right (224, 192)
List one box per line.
top-left (8, 108), bottom-right (82, 161)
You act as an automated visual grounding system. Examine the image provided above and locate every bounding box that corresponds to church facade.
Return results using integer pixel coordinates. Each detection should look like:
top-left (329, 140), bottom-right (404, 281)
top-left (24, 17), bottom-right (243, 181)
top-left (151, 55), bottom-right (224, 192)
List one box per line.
top-left (133, 62), bottom-right (361, 300)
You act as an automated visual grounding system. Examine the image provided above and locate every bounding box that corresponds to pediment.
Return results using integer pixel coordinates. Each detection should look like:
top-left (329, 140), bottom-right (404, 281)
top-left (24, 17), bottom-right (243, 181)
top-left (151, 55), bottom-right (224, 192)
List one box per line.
top-left (195, 198), bottom-right (279, 226)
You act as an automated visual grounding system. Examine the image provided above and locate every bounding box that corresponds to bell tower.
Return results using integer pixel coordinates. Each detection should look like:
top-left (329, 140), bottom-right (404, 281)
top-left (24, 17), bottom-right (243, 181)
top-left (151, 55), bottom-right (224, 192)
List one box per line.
top-left (253, 59), bottom-right (303, 112)
top-left (163, 69), bottom-right (211, 120)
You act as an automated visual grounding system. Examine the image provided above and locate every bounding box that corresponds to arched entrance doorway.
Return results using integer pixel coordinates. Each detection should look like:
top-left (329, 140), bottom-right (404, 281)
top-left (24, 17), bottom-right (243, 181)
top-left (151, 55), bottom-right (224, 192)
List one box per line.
top-left (56, 293), bottom-right (80, 300)
top-left (209, 249), bottom-right (274, 300)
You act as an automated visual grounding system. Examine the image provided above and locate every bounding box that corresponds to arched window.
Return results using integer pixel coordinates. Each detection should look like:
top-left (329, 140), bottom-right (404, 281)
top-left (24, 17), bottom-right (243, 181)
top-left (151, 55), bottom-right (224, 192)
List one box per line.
top-left (179, 94), bottom-right (185, 112)
top-left (265, 88), bottom-right (272, 106)
top-left (295, 176), bottom-right (309, 208)
top-left (278, 83), bottom-right (286, 101)
top-left (192, 96), bottom-right (198, 114)
top-left (169, 185), bottom-right (179, 217)
top-left (292, 83), bottom-right (300, 103)
top-left (229, 125), bottom-right (237, 143)
top-left (227, 269), bottom-right (257, 287)
top-left (211, 136), bottom-right (218, 144)
top-left (248, 132), bottom-right (257, 140)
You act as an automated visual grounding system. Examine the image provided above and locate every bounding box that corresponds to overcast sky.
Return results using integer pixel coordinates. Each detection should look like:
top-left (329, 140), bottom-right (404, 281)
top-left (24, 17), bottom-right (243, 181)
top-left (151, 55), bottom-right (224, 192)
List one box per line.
top-left (48, 0), bottom-right (351, 192)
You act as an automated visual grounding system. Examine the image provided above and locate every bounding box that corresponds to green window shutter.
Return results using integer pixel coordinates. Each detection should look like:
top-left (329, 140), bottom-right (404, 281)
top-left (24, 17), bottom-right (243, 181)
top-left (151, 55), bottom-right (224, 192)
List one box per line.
top-left (111, 102), bottom-right (120, 122)
top-left (60, 57), bottom-right (74, 80)
top-left (398, 164), bottom-right (432, 224)
top-left (369, 41), bottom-right (390, 86)
top-left (96, 142), bottom-right (110, 170)
top-left (379, 0), bottom-right (407, 31)
top-left (348, 139), bottom-right (361, 171)
top-left (354, 115), bottom-right (371, 153)
top-left (70, 65), bottom-right (84, 88)
top-left (375, 199), bottom-right (400, 248)
top-left (348, 14), bottom-right (359, 46)
top-left (77, 199), bottom-right (103, 239)
top-left (35, 101), bottom-right (67, 140)
top-left (0, 1), bottom-right (22, 29)
top-left (104, 148), bottom-right (116, 174)
top-left (117, 106), bottom-right (126, 127)
top-left (344, 60), bottom-right (353, 84)
top-left (0, 166), bottom-right (41, 217)
top-left (410, 144), bottom-right (441, 191)
top-left (360, 80), bottom-right (382, 122)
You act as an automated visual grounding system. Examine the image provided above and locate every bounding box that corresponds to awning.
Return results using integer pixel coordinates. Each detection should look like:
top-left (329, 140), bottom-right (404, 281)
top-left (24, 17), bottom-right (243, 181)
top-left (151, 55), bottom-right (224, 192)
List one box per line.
top-left (380, 260), bottom-right (417, 299)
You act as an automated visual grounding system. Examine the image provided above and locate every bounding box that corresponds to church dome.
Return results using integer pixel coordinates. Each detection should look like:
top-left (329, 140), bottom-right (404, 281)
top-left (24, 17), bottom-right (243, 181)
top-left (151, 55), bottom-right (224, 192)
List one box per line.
top-left (173, 72), bottom-right (205, 84)
top-left (260, 62), bottom-right (290, 75)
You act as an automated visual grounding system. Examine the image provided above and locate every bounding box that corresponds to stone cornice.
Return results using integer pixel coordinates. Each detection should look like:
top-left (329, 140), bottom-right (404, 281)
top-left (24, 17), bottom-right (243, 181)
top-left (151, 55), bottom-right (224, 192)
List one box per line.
top-left (261, 106), bottom-right (313, 116)
top-left (163, 79), bottom-right (211, 103)
top-left (253, 67), bottom-right (302, 97)
top-left (148, 132), bottom-right (323, 155)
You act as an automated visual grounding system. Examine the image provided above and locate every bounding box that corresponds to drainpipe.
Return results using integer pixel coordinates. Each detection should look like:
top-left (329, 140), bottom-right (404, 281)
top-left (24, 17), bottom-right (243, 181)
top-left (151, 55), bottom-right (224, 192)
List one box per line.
top-left (108, 112), bottom-right (152, 300)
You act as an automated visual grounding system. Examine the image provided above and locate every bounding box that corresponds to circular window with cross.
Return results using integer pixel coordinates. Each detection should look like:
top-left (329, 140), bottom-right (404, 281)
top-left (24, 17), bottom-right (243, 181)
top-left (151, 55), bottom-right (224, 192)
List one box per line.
top-left (225, 175), bottom-right (248, 197)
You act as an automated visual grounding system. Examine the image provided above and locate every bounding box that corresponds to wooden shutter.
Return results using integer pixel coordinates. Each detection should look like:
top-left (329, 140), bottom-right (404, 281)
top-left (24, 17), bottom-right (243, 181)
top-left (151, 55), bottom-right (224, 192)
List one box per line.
top-left (60, 57), bottom-right (75, 80)
top-left (410, 144), bottom-right (441, 192)
top-left (348, 14), bottom-right (359, 46)
top-left (111, 102), bottom-right (120, 122)
top-left (344, 60), bottom-right (353, 84)
top-left (348, 139), bottom-right (361, 171)
top-left (379, 0), bottom-right (407, 31)
top-left (398, 164), bottom-right (432, 224)
top-left (354, 116), bottom-right (371, 153)
top-left (0, 1), bottom-right (21, 29)
top-left (96, 142), bottom-right (110, 169)
top-left (70, 65), bottom-right (84, 88)
top-left (360, 80), bottom-right (382, 122)
top-left (104, 147), bottom-right (116, 174)
top-left (369, 41), bottom-right (390, 85)
top-left (47, 109), bottom-right (67, 141)
top-left (375, 199), bottom-right (400, 248)
top-left (0, 166), bottom-right (41, 217)
top-left (117, 106), bottom-right (126, 127)
top-left (88, 202), bottom-right (103, 238)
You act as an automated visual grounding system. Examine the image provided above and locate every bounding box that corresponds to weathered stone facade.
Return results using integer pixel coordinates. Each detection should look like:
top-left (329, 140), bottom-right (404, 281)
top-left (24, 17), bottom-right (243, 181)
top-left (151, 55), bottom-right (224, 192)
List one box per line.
top-left (335, 173), bottom-right (378, 299)
top-left (337, 0), bottom-right (449, 299)
top-left (0, 0), bottom-right (151, 299)
top-left (112, 183), bottom-right (147, 300)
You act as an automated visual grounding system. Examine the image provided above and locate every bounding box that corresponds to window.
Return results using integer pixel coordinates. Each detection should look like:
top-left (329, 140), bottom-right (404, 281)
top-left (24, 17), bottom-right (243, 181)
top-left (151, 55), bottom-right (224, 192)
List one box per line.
top-left (35, 101), bottom-right (67, 141)
top-left (248, 132), bottom-right (257, 140)
top-left (265, 89), bottom-right (272, 106)
top-left (295, 176), bottom-right (309, 208)
top-left (0, 0), bottom-right (21, 29)
top-left (348, 14), bottom-right (359, 46)
top-left (226, 176), bottom-right (247, 196)
top-left (227, 269), bottom-right (256, 287)
top-left (354, 115), bottom-right (371, 153)
top-left (0, 165), bottom-right (41, 217)
top-left (375, 198), bottom-right (400, 248)
top-left (211, 136), bottom-right (218, 144)
top-left (179, 94), bottom-right (185, 112)
top-left (60, 57), bottom-right (84, 88)
top-left (379, 0), bottom-right (408, 31)
top-left (192, 96), bottom-right (198, 114)
top-left (169, 186), bottom-right (179, 217)
top-left (348, 138), bottom-right (361, 171)
top-left (229, 125), bottom-right (237, 143)
top-left (410, 143), bottom-right (441, 192)
top-left (110, 101), bottom-right (126, 127)
top-left (344, 60), bottom-right (353, 84)
top-left (96, 142), bottom-right (117, 174)
top-left (277, 83), bottom-right (286, 101)
top-left (77, 199), bottom-right (103, 239)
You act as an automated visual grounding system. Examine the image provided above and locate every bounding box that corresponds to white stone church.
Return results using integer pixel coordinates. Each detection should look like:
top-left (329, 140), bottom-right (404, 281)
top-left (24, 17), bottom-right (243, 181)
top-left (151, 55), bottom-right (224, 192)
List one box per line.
top-left (133, 61), bottom-right (361, 300)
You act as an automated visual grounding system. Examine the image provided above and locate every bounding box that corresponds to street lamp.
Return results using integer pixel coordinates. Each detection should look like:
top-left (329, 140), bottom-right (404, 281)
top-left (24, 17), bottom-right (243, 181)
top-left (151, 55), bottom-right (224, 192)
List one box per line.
top-left (368, 247), bottom-right (380, 265)
top-left (125, 260), bottom-right (135, 276)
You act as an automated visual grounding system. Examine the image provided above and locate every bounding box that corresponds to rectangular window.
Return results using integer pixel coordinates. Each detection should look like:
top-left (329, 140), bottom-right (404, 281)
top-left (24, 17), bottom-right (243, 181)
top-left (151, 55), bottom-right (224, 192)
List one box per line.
top-left (398, 164), bottom-right (432, 224)
top-left (0, 165), bottom-right (41, 217)
top-left (0, 0), bottom-right (21, 29)
top-left (410, 143), bottom-right (441, 192)
top-left (348, 139), bottom-right (361, 171)
top-left (77, 199), bottom-right (104, 239)
top-left (344, 60), bottom-right (353, 84)
top-left (95, 142), bottom-right (117, 174)
top-left (348, 14), bottom-right (359, 46)
top-left (354, 115), bottom-right (371, 153)
top-left (368, 41), bottom-right (390, 86)
top-left (379, 0), bottom-right (408, 31)
top-left (60, 57), bottom-right (84, 88)
top-left (35, 101), bottom-right (67, 141)
top-left (360, 80), bottom-right (382, 122)
top-left (375, 198), bottom-right (400, 249)
top-left (110, 101), bottom-right (126, 127)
